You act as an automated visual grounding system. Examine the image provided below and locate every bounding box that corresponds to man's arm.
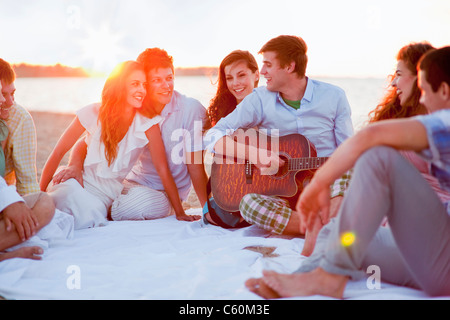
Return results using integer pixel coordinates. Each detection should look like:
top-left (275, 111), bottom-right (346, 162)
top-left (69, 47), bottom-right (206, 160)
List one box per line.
top-left (296, 118), bottom-right (429, 233)
top-left (333, 90), bottom-right (354, 146)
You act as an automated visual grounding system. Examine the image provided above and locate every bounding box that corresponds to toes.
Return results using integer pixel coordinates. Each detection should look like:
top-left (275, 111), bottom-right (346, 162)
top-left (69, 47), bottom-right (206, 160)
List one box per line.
top-left (245, 277), bottom-right (281, 299)
top-left (245, 278), bottom-right (260, 292)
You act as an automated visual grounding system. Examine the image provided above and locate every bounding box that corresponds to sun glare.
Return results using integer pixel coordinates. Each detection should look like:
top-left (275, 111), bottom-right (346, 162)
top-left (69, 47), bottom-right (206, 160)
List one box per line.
top-left (79, 24), bottom-right (125, 76)
top-left (341, 231), bottom-right (356, 247)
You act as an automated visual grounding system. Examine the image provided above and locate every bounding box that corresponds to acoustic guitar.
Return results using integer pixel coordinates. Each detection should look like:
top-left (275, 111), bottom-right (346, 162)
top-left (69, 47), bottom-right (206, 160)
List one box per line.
top-left (210, 132), bottom-right (328, 211)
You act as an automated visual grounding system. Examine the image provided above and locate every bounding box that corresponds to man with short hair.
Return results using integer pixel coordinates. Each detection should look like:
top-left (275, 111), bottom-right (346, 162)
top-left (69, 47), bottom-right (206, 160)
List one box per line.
top-left (246, 46), bottom-right (450, 299)
top-left (204, 35), bottom-right (353, 248)
top-left (0, 58), bottom-right (40, 196)
top-left (111, 48), bottom-right (207, 221)
top-left (55, 48), bottom-right (208, 221)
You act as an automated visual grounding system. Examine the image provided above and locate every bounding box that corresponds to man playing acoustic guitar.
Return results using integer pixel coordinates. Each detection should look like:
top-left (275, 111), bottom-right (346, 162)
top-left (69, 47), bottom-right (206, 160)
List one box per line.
top-left (204, 35), bottom-right (354, 256)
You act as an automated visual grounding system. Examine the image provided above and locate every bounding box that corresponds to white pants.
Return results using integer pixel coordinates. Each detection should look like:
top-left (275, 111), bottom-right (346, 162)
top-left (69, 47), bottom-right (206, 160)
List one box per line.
top-left (48, 179), bottom-right (108, 230)
top-left (110, 180), bottom-right (173, 221)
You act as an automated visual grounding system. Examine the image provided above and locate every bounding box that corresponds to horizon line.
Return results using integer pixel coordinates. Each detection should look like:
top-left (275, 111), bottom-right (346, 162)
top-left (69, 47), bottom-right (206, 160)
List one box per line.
top-left (11, 62), bottom-right (388, 79)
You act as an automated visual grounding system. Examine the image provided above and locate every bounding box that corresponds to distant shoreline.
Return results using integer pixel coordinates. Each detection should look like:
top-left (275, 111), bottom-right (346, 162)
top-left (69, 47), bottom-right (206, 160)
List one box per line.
top-left (13, 63), bottom-right (219, 78)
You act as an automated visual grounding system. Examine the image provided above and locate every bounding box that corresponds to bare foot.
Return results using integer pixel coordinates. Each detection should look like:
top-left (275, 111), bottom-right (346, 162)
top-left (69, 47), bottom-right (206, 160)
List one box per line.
top-left (245, 277), bottom-right (281, 299)
top-left (0, 246), bottom-right (44, 262)
top-left (261, 268), bottom-right (348, 299)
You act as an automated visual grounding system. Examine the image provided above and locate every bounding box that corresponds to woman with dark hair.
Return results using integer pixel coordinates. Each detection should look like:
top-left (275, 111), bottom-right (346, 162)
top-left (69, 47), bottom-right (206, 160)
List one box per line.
top-left (202, 50), bottom-right (259, 226)
top-left (205, 50), bottom-right (259, 129)
top-left (40, 60), bottom-right (183, 229)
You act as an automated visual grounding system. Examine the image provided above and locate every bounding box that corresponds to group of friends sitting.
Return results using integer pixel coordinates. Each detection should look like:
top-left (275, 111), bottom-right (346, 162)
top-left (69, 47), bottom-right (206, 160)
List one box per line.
top-left (1, 34), bottom-right (450, 299)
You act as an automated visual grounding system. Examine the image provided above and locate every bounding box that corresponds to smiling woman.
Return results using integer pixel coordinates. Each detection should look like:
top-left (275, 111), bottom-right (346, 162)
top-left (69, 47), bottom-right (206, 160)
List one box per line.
top-left (205, 50), bottom-right (259, 129)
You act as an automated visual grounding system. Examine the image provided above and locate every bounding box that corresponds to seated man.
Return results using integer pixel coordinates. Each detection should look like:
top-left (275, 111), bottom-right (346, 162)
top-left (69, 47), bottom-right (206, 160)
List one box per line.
top-left (53, 48), bottom-right (208, 221)
top-left (0, 175), bottom-right (55, 261)
top-left (246, 46), bottom-right (450, 299)
top-left (0, 58), bottom-right (40, 196)
top-left (204, 35), bottom-right (353, 246)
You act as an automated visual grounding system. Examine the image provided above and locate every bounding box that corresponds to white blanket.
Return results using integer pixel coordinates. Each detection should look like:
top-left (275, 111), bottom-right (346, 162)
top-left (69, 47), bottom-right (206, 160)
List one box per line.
top-left (0, 208), bottom-right (447, 300)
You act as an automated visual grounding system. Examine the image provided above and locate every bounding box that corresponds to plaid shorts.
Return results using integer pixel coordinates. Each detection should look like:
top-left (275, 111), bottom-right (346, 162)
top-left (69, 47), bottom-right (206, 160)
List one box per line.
top-left (239, 193), bottom-right (292, 234)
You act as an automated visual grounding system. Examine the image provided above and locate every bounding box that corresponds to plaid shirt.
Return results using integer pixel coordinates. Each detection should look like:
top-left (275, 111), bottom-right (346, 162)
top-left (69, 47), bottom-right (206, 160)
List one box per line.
top-left (4, 103), bottom-right (40, 196)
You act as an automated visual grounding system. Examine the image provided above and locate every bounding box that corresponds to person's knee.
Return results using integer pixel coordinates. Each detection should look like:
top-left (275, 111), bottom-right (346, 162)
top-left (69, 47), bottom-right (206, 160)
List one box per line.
top-left (357, 146), bottom-right (401, 175)
top-left (239, 193), bottom-right (259, 219)
top-left (360, 146), bottom-right (397, 162)
top-left (111, 187), bottom-right (171, 220)
top-left (33, 193), bottom-right (55, 228)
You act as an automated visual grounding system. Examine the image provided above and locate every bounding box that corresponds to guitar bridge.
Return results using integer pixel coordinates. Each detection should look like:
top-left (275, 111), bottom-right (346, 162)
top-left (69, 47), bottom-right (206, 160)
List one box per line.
top-left (245, 160), bottom-right (252, 184)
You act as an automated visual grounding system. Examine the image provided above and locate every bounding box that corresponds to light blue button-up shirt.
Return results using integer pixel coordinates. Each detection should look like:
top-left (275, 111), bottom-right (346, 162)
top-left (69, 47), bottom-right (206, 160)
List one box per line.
top-left (204, 78), bottom-right (354, 157)
top-left (126, 90), bottom-right (206, 200)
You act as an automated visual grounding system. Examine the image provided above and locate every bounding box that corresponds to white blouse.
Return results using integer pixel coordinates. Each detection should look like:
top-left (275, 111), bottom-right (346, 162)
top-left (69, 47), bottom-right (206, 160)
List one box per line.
top-left (77, 103), bottom-right (162, 207)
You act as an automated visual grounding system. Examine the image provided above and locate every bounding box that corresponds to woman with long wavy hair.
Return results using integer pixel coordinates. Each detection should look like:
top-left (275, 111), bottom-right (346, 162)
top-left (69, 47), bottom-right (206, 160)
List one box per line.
top-left (299, 42), bottom-right (450, 257)
top-left (368, 42), bottom-right (434, 122)
top-left (205, 50), bottom-right (259, 130)
top-left (40, 60), bottom-right (186, 229)
top-left (367, 42), bottom-right (450, 204)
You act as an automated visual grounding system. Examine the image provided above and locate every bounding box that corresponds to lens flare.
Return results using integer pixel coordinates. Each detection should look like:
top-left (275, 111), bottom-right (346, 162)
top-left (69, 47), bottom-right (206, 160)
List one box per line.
top-left (341, 231), bottom-right (356, 247)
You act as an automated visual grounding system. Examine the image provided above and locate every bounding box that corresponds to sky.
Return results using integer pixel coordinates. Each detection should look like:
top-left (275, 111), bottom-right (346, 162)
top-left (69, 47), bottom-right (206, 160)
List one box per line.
top-left (0, 0), bottom-right (449, 78)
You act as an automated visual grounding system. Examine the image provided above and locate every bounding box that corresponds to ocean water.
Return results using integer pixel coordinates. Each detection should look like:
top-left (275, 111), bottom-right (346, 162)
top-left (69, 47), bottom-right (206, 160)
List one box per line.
top-left (14, 75), bottom-right (388, 130)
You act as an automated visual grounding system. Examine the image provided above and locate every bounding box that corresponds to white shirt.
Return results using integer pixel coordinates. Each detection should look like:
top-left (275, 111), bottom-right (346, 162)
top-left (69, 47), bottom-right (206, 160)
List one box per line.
top-left (126, 91), bottom-right (206, 200)
top-left (77, 103), bottom-right (162, 206)
top-left (0, 175), bottom-right (24, 212)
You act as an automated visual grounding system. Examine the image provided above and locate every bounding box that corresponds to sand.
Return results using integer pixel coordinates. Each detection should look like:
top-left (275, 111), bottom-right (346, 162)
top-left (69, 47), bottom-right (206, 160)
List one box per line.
top-left (30, 111), bottom-right (202, 210)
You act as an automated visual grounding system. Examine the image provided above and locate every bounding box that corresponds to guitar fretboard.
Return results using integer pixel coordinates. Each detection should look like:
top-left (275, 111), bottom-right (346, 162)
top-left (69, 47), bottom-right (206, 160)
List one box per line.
top-left (288, 157), bottom-right (328, 171)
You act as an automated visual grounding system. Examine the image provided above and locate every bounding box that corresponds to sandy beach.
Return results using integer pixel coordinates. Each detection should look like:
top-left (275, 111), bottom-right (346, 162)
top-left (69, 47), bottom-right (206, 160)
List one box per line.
top-left (30, 110), bottom-right (202, 210)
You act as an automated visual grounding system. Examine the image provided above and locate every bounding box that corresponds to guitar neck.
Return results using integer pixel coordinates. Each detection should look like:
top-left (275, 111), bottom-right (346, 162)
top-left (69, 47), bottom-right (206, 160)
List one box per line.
top-left (288, 157), bottom-right (328, 171)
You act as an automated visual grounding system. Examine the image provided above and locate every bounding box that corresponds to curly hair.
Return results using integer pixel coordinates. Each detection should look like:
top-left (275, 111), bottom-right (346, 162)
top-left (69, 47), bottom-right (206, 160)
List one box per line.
top-left (368, 42), bottom-right (434, 123)
top-left (205, 50), bottom-right (259, 130)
